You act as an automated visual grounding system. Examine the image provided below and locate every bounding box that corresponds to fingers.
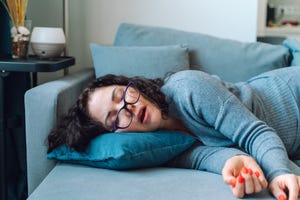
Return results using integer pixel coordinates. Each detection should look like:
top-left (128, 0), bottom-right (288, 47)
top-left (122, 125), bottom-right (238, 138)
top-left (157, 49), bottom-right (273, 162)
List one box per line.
top-left (232, 175), bottom-right (246, 198)
top-left (253, 170), bottom-right (268, 189)
top-left (269, 174), bottom-right (300, 200)
top-left (223, 168), bottom-right (245, 198)
top-left (224, 167), bottom-right (266, 198)
top-left (239, 154), bottom-right (268, 189)
top-left (222, 155), bottom-right (268, 198)
top-left (253, 168), bottom-right (268, 189)
top-left (241, 167), bottom-right (266, 194)
top-left (269, 181), bottom-right (287, 200)
top-left (286, 180), bottom-right (299, 200)
top-left (242, 167), bottom-right (255, 194)
top-left (244, 158), bottom-right (268, 189)
top-left (247, 168), bottom-right (262, 192)
top-left (252, 174), bottom-right (263, 192)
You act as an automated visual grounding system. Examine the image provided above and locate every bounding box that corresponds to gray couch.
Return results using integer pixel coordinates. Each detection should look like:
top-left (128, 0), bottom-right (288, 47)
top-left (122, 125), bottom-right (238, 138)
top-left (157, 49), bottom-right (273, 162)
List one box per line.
top-left (25, 23), bottom-right (295, 199)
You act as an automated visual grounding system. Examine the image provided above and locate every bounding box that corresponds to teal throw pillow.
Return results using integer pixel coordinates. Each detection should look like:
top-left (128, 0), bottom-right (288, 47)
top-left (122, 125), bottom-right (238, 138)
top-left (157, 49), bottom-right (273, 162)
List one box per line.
top-left (47, 131), bottom-right (196, 170)
top-left (90, 44), bottom-right (189, 79)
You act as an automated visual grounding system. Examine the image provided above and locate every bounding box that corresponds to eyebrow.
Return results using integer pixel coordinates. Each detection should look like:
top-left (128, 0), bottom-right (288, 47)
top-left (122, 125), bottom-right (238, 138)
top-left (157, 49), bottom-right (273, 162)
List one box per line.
top-left (104, 87), bottom-right (116, 128)
top-left (111, 87), bottom-right (116, 101)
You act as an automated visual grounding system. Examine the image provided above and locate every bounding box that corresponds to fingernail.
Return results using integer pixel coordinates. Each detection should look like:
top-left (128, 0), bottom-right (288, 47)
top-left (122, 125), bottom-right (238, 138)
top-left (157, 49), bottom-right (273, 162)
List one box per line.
top-left (278, 194), bottom-right (286, 200)
top-left (248, 168), bottom-right (253, 175)
top-left (242, 167), bottom-right (248, 174)
top-left (255, 171), bottom-right (260, 178)
top-left (230, 179), bottom-right (236, 187)
top-left (238, 175), bottom-right (245, 183)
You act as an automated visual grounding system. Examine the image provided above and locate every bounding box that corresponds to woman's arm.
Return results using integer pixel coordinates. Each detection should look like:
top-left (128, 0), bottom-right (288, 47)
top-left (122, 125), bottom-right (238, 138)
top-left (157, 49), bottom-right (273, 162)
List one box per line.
top-left (163, 70), bottom-right (299, 199)
top-left (165, 142), bottom-right (248, 174)
top-left (163, 70), bottom-right (292, 181)
top-left (165, 143), bottom-right (268, 198)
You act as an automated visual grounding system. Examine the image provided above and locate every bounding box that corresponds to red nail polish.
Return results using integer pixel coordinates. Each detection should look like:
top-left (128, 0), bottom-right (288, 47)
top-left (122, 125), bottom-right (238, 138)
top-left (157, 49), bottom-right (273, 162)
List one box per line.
top-left (255, 171), bottom-right (260, 178)
top-left (248, 168), bottom-right (253, 175)
top-left (238, 175), bottom-right (245, 183)
top-left (242, 167), bottom-right (248, 174)
top-left (230, 179), bottom-right (236, 187)
top-left (278, 194), bottom-right (286, 200)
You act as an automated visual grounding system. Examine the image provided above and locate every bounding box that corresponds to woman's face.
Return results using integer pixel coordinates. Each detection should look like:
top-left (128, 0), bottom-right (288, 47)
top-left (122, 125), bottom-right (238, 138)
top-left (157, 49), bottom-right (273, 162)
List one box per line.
top-left (88, 85), bottom-right (163, 132)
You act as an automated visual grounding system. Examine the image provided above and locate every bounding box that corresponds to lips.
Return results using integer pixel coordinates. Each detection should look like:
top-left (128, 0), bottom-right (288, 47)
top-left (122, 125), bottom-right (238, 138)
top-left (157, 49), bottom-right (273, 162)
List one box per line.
top-left (139, 107), bottom-right (147, 123)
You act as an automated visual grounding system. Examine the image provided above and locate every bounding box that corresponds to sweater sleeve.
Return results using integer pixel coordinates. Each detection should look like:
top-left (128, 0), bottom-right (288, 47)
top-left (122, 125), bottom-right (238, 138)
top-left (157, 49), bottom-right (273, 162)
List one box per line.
top-left (218, 95), bottom-right (291, 181)
top-left (165, 142), bottom-right (248, 175)
top-left (163, 70), bottom-right (292, 181)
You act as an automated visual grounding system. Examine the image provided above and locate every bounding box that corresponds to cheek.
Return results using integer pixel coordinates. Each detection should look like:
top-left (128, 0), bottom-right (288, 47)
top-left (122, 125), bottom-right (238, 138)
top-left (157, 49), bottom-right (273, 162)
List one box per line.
top-left (88, 101), bottom-right (106, 125)
top-left (150, 110), bottom-right (162, 127)
top-left (115, 126), bottom-right (135, 133)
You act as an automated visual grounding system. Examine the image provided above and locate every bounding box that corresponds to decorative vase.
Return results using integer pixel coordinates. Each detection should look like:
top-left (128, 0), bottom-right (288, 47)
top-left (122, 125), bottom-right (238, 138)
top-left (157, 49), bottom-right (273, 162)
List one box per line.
top-left (11, 20), bottom-right (31, 59)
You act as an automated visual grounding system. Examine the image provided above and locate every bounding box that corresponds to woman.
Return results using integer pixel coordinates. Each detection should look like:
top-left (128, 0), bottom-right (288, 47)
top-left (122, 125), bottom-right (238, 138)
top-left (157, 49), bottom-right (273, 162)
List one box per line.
top-left (48, 67), bottom-right (300, 200)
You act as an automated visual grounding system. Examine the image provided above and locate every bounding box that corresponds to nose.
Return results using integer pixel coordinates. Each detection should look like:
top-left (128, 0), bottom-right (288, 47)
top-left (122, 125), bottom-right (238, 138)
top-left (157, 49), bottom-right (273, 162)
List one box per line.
top-left (125, 103), bottom-right (136, 113)
top-left (116, 101), bottom-right (136, 112)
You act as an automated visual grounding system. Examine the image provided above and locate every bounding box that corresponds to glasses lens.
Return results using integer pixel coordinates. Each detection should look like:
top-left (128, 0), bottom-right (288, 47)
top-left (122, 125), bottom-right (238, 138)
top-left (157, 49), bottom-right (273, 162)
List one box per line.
top-left (116, 109), bottom-right (132, 129)
top-left (124, 85), bottom-right (139, 103)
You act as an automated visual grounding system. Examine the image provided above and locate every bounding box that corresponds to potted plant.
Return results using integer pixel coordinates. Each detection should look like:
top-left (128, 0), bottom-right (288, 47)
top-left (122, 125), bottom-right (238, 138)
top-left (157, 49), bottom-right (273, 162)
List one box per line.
top-left (0, 0), bottom-right (30, 59)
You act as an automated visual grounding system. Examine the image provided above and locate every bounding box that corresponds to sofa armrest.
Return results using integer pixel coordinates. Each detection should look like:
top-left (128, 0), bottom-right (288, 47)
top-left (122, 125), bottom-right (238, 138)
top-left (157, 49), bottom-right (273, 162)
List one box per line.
top-left (25, 68), bottom-right (95, 195)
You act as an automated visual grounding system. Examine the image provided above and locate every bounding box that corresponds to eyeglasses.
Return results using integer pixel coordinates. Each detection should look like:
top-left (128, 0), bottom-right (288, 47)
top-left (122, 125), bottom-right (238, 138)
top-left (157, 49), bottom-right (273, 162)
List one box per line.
top-left (112, 81), bottom-right (140, 132)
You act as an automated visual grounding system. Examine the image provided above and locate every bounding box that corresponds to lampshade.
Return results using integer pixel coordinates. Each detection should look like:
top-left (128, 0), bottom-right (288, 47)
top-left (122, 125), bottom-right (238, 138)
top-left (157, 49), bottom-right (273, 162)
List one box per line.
top-left (30, 27), bottom-right (66, 58)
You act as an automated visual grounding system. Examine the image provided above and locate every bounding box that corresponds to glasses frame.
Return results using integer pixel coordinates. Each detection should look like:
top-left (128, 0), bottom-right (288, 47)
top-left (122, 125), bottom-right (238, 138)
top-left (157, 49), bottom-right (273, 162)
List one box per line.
top-left (112, 81), bottom-right (140, 132)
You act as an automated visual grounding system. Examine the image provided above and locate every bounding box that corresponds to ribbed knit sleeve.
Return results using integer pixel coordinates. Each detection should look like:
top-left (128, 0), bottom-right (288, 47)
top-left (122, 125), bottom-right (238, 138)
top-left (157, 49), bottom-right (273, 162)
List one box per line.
top-left (219, 95), bottom-right (291, 180)
top-left (162, 70), bottom-right (293, 181)
top-left (165, 143), bottom-right (248, 175)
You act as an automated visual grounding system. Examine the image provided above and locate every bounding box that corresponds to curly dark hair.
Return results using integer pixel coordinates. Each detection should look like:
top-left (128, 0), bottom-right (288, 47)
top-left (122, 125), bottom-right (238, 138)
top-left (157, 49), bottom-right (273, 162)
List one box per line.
top-left (47, 74), bottom-right (169, 153)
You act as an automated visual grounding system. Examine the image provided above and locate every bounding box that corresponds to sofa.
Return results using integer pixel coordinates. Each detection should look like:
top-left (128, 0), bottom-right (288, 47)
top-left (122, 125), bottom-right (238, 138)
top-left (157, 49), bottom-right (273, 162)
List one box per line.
top-left (25, 23), bottom-right (300, 200)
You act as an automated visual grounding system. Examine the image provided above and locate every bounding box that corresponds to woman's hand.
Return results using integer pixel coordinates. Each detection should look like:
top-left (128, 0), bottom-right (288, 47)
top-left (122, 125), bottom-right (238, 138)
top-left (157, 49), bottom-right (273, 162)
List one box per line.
top-left (222, 155), bottom-right (268, 198)
top-left (269, 174), bottom-right (300, 200)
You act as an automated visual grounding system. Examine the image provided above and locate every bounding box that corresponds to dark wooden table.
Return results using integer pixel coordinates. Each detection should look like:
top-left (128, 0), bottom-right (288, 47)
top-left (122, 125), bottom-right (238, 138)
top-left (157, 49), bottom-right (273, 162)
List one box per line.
top-left (0, 56), bottom-right (75, 200)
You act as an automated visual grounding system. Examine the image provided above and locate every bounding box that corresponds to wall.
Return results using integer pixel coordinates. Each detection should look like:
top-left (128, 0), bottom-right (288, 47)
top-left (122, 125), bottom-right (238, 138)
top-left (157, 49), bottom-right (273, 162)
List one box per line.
top-left (257, 0), bottom-right (268, 35)
top-left (27, 0), bottom-right (258, 83)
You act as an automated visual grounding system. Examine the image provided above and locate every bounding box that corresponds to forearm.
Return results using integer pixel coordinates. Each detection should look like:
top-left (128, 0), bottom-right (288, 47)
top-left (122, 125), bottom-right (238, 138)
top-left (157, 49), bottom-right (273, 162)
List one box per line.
top-left (218, 96), bottom-right (292, 181)
top-left (165, 142), bottom-right (248, 175)
top-left (247, 128), bottom-right (291, 181)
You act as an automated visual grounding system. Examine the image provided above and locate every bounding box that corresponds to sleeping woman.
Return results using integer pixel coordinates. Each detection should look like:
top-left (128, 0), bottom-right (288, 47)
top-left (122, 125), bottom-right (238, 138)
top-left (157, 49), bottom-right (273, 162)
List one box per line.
top-left (47, 66), bottom-right (300, 200)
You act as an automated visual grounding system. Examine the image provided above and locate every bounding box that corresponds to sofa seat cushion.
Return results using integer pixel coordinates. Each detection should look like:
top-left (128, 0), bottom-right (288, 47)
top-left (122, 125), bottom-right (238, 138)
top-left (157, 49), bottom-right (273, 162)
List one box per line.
top-left (27, 163), bottom-right (274, 200)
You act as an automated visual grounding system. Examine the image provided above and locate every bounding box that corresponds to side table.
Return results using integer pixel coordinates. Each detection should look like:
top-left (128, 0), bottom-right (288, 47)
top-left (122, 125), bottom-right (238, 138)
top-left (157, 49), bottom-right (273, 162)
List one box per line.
top-left (0, 56), bottom-right (75, 200)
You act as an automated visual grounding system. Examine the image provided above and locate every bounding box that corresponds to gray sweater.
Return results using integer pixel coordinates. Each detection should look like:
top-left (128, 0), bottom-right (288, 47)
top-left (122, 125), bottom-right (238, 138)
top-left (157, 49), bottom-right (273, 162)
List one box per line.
top-left (161, 67), bottom-right (300, 181)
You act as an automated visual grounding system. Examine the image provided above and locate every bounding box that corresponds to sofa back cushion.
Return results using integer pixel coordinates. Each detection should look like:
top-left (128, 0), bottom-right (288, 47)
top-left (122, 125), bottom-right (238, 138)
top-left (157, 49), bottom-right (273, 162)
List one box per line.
top-left (114, 23), bottom-right (291, 82)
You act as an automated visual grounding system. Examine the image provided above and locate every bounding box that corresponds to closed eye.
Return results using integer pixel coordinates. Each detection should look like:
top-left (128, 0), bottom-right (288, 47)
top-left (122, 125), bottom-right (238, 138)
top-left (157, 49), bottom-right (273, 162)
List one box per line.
top-left (105, 111), bottom-right (117, 131)
top-left (104, 87), bottom-right (118, 128)
top-left (115, 86), bottom-right (126, 102)
top-left (104, 86), bottom-right (126, 130)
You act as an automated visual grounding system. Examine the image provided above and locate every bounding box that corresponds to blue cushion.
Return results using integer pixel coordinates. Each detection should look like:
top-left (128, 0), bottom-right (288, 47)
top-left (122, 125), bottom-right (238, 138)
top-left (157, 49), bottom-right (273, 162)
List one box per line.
top-left (114, 23), bottom-right (292, 82)
top-left (90, 44), bottom-right (189, 79)
top-left (47, 131), bottom-right (196, 170)
top-left (283, 38), bottom-right (300, 66)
